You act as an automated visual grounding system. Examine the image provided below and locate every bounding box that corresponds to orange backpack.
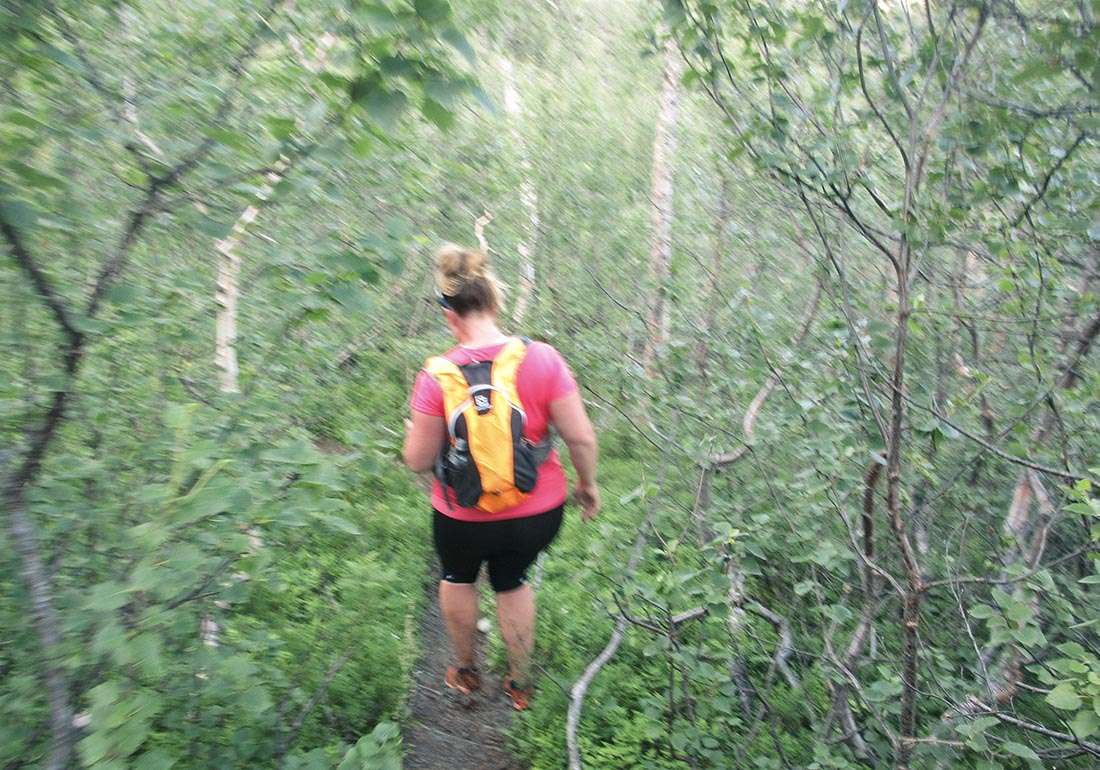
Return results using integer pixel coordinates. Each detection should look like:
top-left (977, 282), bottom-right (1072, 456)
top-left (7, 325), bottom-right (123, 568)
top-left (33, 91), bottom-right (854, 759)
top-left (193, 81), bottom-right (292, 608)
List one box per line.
top-left (425, 337), bottom-right (551, 513)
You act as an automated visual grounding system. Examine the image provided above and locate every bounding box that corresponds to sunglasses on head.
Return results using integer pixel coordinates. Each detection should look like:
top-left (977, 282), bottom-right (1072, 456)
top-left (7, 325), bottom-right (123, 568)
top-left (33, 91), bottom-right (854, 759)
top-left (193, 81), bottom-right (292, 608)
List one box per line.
top-left (434, 288), bottom-right (454, 310)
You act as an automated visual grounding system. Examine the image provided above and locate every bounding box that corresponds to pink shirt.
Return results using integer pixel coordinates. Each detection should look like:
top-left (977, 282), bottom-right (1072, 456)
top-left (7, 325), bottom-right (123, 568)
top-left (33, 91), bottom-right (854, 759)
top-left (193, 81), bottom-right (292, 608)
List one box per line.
top-left (410, 340), bottom-right (577, 521)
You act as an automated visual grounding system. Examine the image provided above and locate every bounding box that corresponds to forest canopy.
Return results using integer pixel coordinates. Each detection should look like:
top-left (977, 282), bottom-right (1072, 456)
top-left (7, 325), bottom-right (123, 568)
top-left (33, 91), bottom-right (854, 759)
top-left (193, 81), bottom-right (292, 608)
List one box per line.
top-left (1, 0), bottom-right (1098, 768)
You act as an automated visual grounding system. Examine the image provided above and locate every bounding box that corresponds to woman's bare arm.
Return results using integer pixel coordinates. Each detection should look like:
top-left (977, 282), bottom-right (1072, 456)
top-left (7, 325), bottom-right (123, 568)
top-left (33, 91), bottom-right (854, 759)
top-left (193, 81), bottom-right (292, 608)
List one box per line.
top-left (549, 389), bottom-right (600, 520)
top-left (403, 411), bottom-right (446, 472)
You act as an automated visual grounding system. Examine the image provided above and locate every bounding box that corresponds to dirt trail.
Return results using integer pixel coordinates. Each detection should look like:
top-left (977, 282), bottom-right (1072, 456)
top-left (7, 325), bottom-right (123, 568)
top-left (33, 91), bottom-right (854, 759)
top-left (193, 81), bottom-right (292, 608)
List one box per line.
top-left (403, 570), bottom-right (524, 770)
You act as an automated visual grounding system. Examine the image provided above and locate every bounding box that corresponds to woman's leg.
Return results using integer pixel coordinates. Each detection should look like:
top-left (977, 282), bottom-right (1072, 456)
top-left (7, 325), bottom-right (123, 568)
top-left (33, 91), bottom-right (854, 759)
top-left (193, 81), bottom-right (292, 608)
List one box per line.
top-left (433, 511), bottom-right (484, 670)
top-left (488, 507), bottom-right (564, 686)
top-left (439, 580), bottom-right (479, 669)
top-left (495, 583), bottom-right (536, 684)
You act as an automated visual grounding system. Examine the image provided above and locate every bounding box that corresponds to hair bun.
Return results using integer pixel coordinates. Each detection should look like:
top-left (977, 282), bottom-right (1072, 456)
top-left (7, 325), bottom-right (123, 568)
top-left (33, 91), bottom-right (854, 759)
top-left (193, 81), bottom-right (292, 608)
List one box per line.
top-left (432, 243), bottom-right (503, 315)
top-left (436, 244), bottom-right (488, 294)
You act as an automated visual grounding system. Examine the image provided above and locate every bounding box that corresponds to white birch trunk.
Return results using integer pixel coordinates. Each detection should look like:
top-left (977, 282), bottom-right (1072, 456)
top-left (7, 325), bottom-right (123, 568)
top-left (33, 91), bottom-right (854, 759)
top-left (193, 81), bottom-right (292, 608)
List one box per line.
top-left (642, 37), bottom-right (684, 373)
top-left (500, 57), bottom-right (539, 325)
top-left (212, 24), bottom-right (335, 393)
top-left (215, 156), bottom-right (291, 393)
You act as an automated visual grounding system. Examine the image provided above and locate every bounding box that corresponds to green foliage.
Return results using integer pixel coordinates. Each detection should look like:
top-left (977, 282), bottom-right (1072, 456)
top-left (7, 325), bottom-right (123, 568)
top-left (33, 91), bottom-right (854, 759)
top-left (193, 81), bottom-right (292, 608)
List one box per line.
top-left (3, 0), bottom-right (1100, 768)
top-left (336, 721), bottom-right (403, 770)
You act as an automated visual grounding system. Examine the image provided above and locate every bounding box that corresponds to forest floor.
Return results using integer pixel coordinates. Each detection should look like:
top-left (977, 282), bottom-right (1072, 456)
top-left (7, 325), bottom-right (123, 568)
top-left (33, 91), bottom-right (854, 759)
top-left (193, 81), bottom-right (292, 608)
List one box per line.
top-left (403, 569), bottom-right (524, 770)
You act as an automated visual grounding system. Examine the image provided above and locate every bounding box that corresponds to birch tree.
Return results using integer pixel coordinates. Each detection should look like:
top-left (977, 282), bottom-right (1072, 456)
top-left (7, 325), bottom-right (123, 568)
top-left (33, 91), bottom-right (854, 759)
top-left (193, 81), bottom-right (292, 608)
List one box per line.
top-left (641, 35), bottom-right (684, 374)
top-left (500, 56), bottom-right (540, 325)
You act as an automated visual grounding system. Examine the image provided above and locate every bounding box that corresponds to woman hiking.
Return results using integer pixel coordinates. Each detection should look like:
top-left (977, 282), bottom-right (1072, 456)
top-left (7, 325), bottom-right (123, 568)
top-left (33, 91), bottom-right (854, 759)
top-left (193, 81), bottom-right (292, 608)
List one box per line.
top-left (402, 244), bottom-right (600, 710)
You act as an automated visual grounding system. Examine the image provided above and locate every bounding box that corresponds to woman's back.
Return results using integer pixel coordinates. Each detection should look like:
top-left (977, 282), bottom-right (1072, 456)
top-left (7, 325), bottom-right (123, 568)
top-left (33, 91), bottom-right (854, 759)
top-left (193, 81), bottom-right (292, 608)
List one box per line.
top-left (410, 338), bottom-right (577, 521)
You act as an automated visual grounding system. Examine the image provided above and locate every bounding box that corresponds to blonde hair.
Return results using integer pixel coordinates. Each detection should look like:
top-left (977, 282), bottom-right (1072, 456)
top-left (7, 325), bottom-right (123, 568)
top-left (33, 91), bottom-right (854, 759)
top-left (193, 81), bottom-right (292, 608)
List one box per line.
top-left (433, 243), bottom-right (503, 316)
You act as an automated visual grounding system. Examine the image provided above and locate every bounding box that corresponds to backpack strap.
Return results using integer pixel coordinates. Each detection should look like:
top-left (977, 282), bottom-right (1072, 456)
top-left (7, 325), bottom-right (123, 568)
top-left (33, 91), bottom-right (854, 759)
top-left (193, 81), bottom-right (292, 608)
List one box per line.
top-left (490, 338), bottom-right (529, 417)
top-left (424, 355), bottom-right (470, 441)
top-left (493, 337), bottom-right (554, 463)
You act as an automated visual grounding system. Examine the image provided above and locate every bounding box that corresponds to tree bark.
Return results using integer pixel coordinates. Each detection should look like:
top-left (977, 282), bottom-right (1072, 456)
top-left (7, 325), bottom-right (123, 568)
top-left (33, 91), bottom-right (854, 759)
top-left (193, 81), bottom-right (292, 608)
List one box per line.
top-left (695, 163), bottom-right (731, 375)
top-left (215, 155), bottom-right (292, 393)
top-left (641, 36), bottom-right (684, 374)
top-left (500, 57), bottom-right (539, 325)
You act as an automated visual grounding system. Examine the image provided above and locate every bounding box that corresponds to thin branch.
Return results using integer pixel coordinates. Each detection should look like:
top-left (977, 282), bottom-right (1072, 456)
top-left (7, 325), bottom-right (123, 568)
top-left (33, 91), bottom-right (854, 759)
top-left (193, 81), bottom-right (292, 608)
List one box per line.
top-left (275, 648), bottom-right (355, 762)
top-left (964, 700), bottom-right (1100, 758)
top-left (909, 395), bottom-right (1097, 483)
top-left (711, 277), bottom-right (822, 465)
top-left (165, 556), bottom-right (234, 609)
top-left (0, 217), bottom-right (81, 347)
top-left (1010, 131), bottom-right (1088, 229)
top-left (567, 469), bottom-right (666, 770)
top-left (745, 602), bottom-right (800, 690)
top-left (923, 543), bottom-right (1099, 591)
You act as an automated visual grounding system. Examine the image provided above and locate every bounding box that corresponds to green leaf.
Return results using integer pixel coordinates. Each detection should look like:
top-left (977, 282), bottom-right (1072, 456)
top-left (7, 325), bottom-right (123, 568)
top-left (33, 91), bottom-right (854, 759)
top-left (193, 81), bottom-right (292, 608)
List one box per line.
top-left (421, 97), bottom-right (455, 130)
top-left (196, 216), bottom-right (235, 240)
top-left (363, 88), bottom-right (408, 133)
top-left (414, 0), bottom-right (451, 24)
top-left (132, 749), bottom-right (177, 770)
top-left (262, 440), bottom-right (322, 465)
top-left (1011, 625), bottom-right (1045, 647)
top-left (1069, 708), bottom-right (1099, 738)
top-left (172, 476), bottom-right (237, 524)
top-left (3, 109), bottom-right (44, 131)
top-left (9, 160), bottom-right (67, 191)
top-left (470, 84), bottom-right (495, 113)
top-left (968, 604), bottom-right (996, 619)
top-left (328, 283), bottom-right (373, 314)
top-left (299, 460), bottom-right (346, 491)
top-left (204, 127), bottom-right (253, 153)
top-left (423, 76), bottom-right (467, 109)
top-left (441, 26), bottom-right (476, 65)
top-left (618, 484), bottom-right (648, 505)
top-left (794, 580), bottom-right (815, 596)
top-left (1056, 642), bottom-right (1087, 658)
top-left (1045, 683), bottom-right (1082, 711)
top-left (1002, 741), bottom-right (1040, 762)
top-left (970, 716), bottom-right (1000, 734)
top-left (88, 581), bottom-right (130, 612)
top-left (319, 514), bottom-right (360, 535)
top-left (264, 116), bottom-right (297, 141)
top-left (106, 282), bottom-right (139, 305)
top-left (1005, 600), bottom-right (1033, 624)
top-left (238, 685), bottom-right (273, 716)
top-left (0, 197), bottom-right (39, 228)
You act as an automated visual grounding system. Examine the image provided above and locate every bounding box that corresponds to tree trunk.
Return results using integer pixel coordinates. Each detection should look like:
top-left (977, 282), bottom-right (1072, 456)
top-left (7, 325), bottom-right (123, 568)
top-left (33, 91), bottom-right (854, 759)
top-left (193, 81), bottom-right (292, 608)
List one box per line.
top-left (215, 156), bottom-right (291, 393)
top-left (500, 57), bottom-right (539, 326)
top-left (695, 164), bottom-right (730, 375)
top-left (887, 253), bottom-right (923, 770)
top-left (641, 36), bottom-right (684, 374)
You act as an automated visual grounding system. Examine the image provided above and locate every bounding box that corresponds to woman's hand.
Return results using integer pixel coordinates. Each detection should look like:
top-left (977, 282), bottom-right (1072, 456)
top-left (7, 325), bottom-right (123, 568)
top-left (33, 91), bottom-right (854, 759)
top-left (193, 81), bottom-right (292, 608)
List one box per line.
top-left (573, 482), bottom-right (601, 522)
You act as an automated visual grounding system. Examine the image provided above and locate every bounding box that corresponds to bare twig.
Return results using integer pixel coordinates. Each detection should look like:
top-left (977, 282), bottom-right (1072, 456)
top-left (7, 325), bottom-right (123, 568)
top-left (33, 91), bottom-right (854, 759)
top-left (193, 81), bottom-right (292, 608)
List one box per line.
top-left (567, 469), bottom-right (666, 770)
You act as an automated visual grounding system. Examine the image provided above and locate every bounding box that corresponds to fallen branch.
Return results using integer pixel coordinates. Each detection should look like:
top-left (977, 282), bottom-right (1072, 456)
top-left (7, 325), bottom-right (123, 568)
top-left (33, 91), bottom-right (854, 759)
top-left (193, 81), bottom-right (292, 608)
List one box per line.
top-left (275, 648), bottom-right (355, 763)
top-left (567, 471), bottom-right (666, 770)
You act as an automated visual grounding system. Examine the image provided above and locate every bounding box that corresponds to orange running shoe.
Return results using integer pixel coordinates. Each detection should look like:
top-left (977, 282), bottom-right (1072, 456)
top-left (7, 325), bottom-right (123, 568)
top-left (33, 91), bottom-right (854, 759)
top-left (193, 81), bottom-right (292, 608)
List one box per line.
top-left (503, 678), bottom-right (533, 711)
top-left (444, 666), bottom-right (481, 695)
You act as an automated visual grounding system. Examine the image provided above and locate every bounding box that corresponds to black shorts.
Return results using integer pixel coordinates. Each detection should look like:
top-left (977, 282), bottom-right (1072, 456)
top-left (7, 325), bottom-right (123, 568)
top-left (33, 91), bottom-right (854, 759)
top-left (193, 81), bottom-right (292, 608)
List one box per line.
top-left (432, 505), bottom-right (564, 593)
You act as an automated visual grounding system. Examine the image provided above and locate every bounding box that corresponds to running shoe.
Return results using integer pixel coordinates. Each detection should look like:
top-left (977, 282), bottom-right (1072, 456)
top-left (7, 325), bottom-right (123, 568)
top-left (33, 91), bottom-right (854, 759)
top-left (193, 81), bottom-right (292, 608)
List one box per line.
top-left (503, 678), bottom-right (533, 711)
top-left (444, 666), bottom-right (481, 694)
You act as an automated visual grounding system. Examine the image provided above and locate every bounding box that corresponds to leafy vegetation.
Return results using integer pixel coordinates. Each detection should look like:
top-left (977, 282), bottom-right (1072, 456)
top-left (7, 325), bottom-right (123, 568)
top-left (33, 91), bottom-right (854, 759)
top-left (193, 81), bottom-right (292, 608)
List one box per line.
top-left (2, 0), bottom-right (1099, 769)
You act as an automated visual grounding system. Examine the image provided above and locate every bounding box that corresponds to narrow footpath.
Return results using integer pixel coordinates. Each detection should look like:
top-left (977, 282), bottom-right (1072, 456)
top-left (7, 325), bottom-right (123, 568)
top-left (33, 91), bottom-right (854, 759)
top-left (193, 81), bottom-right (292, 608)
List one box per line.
top-left (403, 571), bottom-right (524, 770)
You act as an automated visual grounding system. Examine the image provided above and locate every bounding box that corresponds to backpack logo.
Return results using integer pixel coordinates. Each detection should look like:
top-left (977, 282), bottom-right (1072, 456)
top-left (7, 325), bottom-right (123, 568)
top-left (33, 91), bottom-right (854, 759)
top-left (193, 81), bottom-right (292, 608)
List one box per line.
top-left (474, 393), bottom-right (491, 413)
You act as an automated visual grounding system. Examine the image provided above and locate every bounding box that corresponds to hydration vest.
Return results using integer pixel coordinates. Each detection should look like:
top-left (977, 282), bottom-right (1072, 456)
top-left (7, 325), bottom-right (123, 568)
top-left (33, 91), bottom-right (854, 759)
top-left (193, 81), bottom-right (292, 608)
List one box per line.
top-left (424, 337), bottom-right (552, 513)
